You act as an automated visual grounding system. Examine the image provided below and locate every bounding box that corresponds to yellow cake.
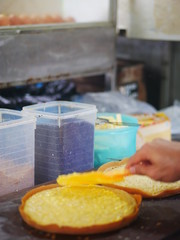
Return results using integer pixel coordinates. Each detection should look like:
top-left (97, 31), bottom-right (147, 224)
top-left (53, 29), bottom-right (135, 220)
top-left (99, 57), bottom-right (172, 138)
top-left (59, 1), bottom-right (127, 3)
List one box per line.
top-left (19, 184), bottom-right (141, 235)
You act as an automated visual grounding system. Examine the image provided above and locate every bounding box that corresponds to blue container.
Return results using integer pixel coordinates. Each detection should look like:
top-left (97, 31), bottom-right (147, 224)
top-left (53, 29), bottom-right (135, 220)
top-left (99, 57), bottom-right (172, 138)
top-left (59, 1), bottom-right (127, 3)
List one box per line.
top-left (94, 113), bottom-right (139, 169)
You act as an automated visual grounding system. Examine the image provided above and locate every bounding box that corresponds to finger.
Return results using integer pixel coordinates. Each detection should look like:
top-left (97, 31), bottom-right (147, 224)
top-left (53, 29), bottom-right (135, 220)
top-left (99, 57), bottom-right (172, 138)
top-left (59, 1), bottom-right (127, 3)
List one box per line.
top-left (129, 162), bottom-right (152, 176)
top-left (129, 164), bottom-right (164, 182)
top-left (126, 146), bottom-right (149, 169)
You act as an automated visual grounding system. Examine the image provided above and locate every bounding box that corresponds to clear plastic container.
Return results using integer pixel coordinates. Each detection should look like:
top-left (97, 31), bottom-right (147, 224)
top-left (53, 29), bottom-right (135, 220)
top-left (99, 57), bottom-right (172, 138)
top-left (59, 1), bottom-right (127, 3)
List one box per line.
top-left (0, 109), bottom-right (36, 196)
top-left (94, 113), bottom-right (139, 168)
top-left (23, 101), bottom-right (97, 184)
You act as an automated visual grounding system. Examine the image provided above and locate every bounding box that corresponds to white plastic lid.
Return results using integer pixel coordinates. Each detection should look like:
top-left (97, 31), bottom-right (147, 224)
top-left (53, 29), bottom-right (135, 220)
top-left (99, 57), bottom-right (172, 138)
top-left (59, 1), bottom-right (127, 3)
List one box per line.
top-left (0, 108), bottom-right (36, 129)
top-left (22, 101), bottom-right (97, 120)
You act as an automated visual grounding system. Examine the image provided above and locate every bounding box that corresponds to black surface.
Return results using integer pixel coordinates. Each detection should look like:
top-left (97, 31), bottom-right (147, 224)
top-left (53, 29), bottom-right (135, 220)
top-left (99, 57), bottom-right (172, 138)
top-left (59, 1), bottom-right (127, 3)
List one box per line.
top-left (0, 184), bottom-right (180, 240)
top-left (172, 134), bottom-right (180, 142)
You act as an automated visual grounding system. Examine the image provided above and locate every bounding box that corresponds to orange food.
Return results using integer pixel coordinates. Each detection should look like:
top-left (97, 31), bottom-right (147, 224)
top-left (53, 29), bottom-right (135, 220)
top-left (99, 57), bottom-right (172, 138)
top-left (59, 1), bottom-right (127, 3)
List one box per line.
top-left (9, 15), bottom-right (20, 25)
top-left (19, 184), bottom-right (141, 235)
top-left (57, 169), bottom-right (130, 186)
top-left (0, 15), bottom-right (9, 26)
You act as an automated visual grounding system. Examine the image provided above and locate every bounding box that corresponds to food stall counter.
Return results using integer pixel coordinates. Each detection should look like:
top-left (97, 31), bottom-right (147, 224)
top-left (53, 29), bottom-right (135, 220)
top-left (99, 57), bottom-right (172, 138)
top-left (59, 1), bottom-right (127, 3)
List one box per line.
top-left (0, 182), bottom-right (180, 240)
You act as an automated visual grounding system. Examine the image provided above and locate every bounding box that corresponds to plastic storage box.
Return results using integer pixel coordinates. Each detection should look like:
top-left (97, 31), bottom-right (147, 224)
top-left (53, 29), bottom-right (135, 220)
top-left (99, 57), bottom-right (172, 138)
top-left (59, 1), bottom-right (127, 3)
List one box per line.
top-left (23, 101), bottom-right (97, 184)
top-left (0, 109), bottom-right (36, 196)
top-left (94, 113), bottom-right (139, 168)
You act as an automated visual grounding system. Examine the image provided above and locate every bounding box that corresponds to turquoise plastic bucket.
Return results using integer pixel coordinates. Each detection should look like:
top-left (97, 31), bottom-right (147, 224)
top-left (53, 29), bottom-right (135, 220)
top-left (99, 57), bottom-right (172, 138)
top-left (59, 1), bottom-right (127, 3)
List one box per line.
top-left (94, 113), bottom-right (139, 169)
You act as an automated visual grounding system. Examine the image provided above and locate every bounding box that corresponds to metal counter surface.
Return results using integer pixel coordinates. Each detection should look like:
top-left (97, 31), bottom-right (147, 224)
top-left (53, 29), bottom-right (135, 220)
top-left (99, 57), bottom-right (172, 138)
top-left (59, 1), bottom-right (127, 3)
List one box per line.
top-left (0, 183), bottom-right (180, 240)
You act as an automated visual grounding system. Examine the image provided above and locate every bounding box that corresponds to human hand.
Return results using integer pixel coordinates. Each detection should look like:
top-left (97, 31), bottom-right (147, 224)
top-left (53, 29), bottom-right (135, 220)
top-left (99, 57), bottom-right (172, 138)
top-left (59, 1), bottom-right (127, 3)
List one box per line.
top-left (126, 139), bottom-right (180, 182)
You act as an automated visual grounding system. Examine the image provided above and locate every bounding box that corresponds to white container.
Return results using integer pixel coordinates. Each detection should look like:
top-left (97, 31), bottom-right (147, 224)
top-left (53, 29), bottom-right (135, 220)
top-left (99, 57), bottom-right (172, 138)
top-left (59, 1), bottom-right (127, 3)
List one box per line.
top-left (23, 101), bottom-right (97, 184)
top-left (0, 109), bottom-right (36, 196)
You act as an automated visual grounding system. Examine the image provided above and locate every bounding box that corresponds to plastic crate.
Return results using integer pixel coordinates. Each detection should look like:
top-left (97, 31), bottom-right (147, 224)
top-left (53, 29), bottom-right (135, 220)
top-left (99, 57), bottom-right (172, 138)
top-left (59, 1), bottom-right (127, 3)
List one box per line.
top-left (0, 109), bottom-right (36, 196)
top-left (23, 101), bottom-right (97, 184)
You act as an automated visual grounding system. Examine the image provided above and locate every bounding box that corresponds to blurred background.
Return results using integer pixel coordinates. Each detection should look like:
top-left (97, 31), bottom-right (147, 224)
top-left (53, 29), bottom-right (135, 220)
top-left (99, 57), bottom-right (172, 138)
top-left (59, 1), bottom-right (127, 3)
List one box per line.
top-left (0, 0), bottom-right (180, 120)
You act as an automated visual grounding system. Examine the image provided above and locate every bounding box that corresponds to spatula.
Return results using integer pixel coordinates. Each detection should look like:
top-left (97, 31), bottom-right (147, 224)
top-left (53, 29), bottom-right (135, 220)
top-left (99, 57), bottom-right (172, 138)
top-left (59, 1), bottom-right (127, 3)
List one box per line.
top-left (96, 117), bottom-right (140, 127)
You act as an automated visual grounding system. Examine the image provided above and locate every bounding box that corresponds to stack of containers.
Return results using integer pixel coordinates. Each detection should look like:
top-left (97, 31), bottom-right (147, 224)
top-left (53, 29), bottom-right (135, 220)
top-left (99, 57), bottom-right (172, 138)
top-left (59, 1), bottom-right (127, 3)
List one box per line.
top-left (0, 109), bottom-right (36, 196)
top-left (23, 101), bottom-right (97, 184)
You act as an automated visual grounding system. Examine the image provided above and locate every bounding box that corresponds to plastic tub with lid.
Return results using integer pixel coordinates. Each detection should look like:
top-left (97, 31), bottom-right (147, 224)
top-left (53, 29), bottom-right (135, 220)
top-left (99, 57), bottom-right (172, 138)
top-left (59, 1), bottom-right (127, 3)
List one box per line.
top-left (23, 101), bottom-right (97, 184)
top-left (94, 112), bottom-right (139, 169)
top-left (0, 109), bottom-right (36, 196)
